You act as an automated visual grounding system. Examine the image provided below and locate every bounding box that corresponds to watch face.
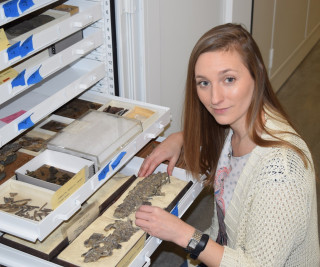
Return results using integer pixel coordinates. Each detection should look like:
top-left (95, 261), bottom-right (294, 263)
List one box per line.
top-left (189, 239), bottom-right (198, 249)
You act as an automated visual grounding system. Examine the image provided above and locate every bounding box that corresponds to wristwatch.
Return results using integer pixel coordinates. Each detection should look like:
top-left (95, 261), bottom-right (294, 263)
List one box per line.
top-left (185, 229), bottom-right (209, 259)
top-left (185, 229), bottom-right (203, 253)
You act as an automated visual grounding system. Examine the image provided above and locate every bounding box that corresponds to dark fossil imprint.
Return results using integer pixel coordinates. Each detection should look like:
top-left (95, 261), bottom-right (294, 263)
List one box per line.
top-left (81, 172), bottom-right (170, 262)
top-left (82, 219), bottom-right (139, 263)
top-left (113, 172), bottom-right (170, 219)
top-left (0, 193), bottom-right (52, 221)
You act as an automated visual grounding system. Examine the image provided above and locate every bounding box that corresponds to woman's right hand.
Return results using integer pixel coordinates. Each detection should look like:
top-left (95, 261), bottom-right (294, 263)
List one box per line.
top-left (138, 131), bottom-right (183, 177)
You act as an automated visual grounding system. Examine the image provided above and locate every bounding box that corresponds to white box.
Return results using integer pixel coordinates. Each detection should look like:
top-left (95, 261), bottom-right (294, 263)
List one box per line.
top-left (47, 111), bottom-right (143, 170)
top-left (15, 149), bottom-right (95, 191)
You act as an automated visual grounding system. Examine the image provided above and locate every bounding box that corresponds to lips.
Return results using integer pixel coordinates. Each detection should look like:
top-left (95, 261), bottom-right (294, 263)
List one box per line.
top-left (213, 107), bottom-right (229, 114)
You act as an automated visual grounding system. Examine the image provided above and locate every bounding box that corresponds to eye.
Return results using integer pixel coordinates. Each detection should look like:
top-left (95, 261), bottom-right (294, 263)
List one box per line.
top-left (196, 80), bottom-right (210, 88)
top-left (225, 77), bottom-right (235, 84)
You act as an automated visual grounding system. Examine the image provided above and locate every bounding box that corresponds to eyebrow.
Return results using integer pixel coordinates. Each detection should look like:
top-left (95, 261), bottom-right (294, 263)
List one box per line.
top-left (195, 69), bottom-right (238, 79)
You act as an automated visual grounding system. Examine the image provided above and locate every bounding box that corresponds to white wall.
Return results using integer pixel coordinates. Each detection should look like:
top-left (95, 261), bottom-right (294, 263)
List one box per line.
top-left (144, 0), bottom-right (221, 136)
top-left (116, 0), bottom-right (252, 136)
top-left (252, 0), bottom-right (320, 91)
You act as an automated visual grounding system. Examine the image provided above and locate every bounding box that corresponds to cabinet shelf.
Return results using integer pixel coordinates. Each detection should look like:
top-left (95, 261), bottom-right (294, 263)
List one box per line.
top-left (0, 0), bottom-right (102, 70)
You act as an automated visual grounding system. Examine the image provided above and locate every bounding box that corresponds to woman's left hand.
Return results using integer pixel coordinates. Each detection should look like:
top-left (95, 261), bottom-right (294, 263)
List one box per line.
top-left (135, 205), bottom-right (194, 248)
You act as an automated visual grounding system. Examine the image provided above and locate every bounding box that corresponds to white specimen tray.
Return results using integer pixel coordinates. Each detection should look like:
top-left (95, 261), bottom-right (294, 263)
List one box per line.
top-left (16, 149), bottom-right (95, 191)
top-left (0, 95), bottom-right (171, 242)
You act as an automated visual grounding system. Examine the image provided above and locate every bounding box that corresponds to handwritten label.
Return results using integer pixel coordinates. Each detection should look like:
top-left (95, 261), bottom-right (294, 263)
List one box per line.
top-left (18, 114), bottom-right (34, 130)
top-left (51, 167), bottom-right (87, 210)
top-left (3, 0), bottom-right (19, 18)
top-left (98, 162), bottom-right (110, 181)
top-left (7, 41), bottom-right (20, 60)
top-left (0, 110), bottom-right (26, 124)
top-left (11, 69), bottom-right (26, 88)
top-left (20, 35), bottom-right (33, 57)
top-left (111, 151), bottom-right (126, 169)
top-left (27, 65), bottom-right (42, 85)
top-left (19, 0), bottom-right (34, 13)
top-left (0, 67), bottom-right (18, 85)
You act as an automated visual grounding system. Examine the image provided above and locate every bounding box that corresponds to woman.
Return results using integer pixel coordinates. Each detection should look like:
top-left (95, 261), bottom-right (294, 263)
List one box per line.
top-left (135, 23), bottom-right (320, 266)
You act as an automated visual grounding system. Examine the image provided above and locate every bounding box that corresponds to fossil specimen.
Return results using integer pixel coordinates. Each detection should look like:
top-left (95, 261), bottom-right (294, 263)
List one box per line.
top-left (40, 120), bottom-right (68, 132)
top-left (0, 193), bottom-right (52, 221)
top-left (54, 98), bottom-right (102, 119)
top-left (26, 164), bottom-right (74, 186)
top-left (17, 135), bottom-right (47, 152)
top-left (103, 105), bottom-right (128, 116)
top-left (0, 143), bottom-right (21, 166)
top-left (0, 164), bottom-right (5, 181)
top-left (82, 219), bottom-right (139, 263)
top-left (113, 172), bottom-right (170, 219)
top-left (0, 143), bottom-right (22, 180)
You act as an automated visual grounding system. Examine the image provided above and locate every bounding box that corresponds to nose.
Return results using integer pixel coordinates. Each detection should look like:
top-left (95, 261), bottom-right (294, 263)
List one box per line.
top-left (210, 84), bottom-right (224, 106)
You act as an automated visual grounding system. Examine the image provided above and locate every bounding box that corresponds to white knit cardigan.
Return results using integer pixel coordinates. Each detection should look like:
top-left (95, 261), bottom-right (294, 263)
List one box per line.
top-left (205, 114), bottom-right (320, 266)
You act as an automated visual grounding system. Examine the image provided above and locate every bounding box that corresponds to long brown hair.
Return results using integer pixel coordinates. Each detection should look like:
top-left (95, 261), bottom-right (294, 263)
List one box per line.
top-left (182, 23), bottom-right (309, 186)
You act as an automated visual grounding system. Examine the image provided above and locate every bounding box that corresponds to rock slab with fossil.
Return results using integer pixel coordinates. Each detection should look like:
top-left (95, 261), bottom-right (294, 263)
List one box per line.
top-left (57, 173), bottom-right (188, 266)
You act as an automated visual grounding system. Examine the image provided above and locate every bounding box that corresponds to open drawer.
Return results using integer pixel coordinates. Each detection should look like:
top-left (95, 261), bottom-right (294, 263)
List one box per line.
top-left (0, 94), bottom-right (171, 242)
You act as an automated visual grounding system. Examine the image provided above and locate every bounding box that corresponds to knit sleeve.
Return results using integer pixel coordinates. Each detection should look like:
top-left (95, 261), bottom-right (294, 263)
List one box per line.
top-left (220, 149), bottom-right (312, 266)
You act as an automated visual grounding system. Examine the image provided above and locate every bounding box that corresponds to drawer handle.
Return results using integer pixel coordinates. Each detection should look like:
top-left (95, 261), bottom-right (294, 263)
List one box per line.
top-left (72, 16), bottom-right (94, 28)
top-left (73, 42), bottom-right (94, 55)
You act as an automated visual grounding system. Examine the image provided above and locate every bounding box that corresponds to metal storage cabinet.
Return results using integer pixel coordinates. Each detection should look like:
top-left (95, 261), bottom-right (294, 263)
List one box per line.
top-left (0, 1), bottom-right (204, 266)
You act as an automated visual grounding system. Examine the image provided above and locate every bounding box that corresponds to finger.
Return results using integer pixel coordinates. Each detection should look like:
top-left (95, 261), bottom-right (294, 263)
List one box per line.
top-left (138, 157), bottom-right (153, 176)
top-left (167, 158), bottom-right (177, 176)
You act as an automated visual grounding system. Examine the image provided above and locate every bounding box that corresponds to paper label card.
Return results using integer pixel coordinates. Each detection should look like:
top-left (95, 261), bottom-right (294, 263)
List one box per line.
top-left (0, 28), bottom-right (10, 52)
top-left (51, 167), bottom-right (87, 210)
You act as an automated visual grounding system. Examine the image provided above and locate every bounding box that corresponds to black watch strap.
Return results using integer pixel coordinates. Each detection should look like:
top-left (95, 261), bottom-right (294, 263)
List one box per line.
top-left (189, 233), bottom-right (209, 260)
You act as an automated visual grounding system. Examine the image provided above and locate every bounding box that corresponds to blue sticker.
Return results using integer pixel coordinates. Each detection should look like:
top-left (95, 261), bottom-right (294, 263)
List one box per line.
top-left (18, 114), bottom-right (34, 131)
top-left (27, 66), bottom-right (42, 85)
top-left (171, 202), bottom-right (179, 217)
top-left (7, 41), bottom-right (21, 60)
top-left (98, 162), bottom-right (110, 181)
top-left (3, 0), bottom-right (19, 18)
top-left (111, 151), bottom-right (126, 169)
top-left (18, 0), bottom-right (34, 13)
top-left (11, 69), bottom-right (26, 88)
top-left (20, 35), bottom-right (34, 57)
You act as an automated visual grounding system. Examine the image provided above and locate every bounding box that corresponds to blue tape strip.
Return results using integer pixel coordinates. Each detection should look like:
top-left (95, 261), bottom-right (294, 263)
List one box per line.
top-left (3, 0), bottom-right (19, 18)
top-left (27, 65), bottom-right (42, 85)
top-left (18, 0), bottom-right (34, 13)
top-left (171, 202), bottom-right (179, 217)
top-left (18, 114), bottom-right (34, 131)
top-left (7, 41), bottom-right (21, 60)
top-left (98, 162), bottom-right (110, 181)
top-left (11, 69), bottom-right (26, 88)
top-left (111, 151), bottom-right (126, 169)
top-left (20, 35), bottom-right (34, 57)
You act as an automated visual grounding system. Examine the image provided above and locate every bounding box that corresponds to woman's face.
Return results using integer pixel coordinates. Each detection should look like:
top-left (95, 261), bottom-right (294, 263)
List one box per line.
top-left (195, 49), bottom-right (255, 130)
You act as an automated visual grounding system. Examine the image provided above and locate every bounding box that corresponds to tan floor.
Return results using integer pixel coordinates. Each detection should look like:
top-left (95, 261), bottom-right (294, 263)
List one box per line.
top-left (277, 40), bottom-right (320, 243)
top-left (150, 40), bottom-right (320, 266)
